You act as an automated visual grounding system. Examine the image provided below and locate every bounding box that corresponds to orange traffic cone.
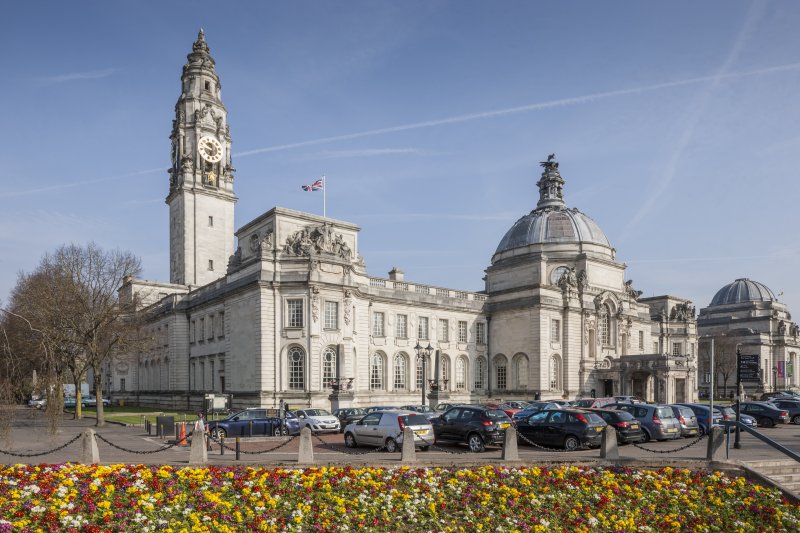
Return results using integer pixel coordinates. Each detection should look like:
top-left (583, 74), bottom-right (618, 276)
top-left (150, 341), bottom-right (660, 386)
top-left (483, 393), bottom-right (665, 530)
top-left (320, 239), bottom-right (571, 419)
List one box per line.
top-left (178, 422), bottom-right (188, 447)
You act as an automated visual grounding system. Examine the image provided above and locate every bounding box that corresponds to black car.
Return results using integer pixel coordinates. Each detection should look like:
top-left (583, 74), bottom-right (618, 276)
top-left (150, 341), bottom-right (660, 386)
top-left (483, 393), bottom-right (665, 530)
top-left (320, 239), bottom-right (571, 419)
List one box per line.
top-left (431, 405), bottom-right (512, 452)
top-left (511, 402), bottom-right (560, 424)
top-left (588, 408), bottom-right (645, 444)
top-left (206, 408), bottom-right (284, 439)
top-left (515, 409), bottom-right (606, 450)
top-left (733, 401), bottom-right (790, 428)
top-left (766, 399), bottom-right (800, 424)
top-left (332, 408), bottom-right (367, 432)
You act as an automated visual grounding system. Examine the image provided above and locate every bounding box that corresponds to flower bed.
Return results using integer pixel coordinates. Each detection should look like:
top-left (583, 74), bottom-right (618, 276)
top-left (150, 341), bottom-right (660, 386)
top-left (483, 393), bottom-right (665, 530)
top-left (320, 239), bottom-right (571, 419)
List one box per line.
top-left (0, 464), bottom-right (797, 531)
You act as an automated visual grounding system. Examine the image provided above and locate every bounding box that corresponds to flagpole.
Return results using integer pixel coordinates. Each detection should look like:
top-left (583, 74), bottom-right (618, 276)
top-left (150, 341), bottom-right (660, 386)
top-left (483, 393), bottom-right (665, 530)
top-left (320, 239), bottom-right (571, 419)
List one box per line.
top-left (323, 174), bottom-right (327, 218)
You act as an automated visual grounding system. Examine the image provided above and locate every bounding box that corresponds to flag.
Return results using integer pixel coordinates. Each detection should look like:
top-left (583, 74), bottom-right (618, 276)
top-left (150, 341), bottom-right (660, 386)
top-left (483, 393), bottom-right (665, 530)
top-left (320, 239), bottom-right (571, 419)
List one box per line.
top-left (301, 178), bottom-right (324, 192)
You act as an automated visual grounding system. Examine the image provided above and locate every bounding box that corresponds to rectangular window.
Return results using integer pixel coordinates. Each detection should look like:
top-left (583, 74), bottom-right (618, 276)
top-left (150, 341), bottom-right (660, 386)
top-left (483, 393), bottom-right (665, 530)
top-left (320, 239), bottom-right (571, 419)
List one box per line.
top-left (208, 216), bottom-right (214, 227)
top-left (217, 311), bottom-right (225, 338)
top-left (639, 331), bottom-right (644, 350)
top-left (476, 322), bottom-right (486, 345)
top-left (210, 361), bottom-right (215, 391)
top-left (372, 311), bottom-right (385, 337)
top-left (551, 319), bottom-right (560, 342)
top-left (439, 319), bottom-right (449, 342)
top-left (191, 362), bottom-right (196, 391)
top-left (497, 365), bottom-right (507, 390)
top-left (672, 342), bottom-right (682, 356)
top-left (287, 299), bottom-right (304, 328)
top-left (418, 316), bottom-right (429, 340)
top-left (458, 321), bottom-right (468, 343)
top-left (208, 259), bottom-right (214, 271)
top-left (200, 361), bottom-right (205, 390)
top-left (199, 318), bottom-right (205, 342)
top-left (120, 378), bottom-right (126, 392)
top-left (396, 314), bottom-right (408, 339)
top-left (190, 320), bottom-right (196, 343)
top-left (324, 301), bottom-right (339, 330)
top-left (653, 341), bottom-right (659, 353)
top-left (207, 315), bottom-right (214, 340)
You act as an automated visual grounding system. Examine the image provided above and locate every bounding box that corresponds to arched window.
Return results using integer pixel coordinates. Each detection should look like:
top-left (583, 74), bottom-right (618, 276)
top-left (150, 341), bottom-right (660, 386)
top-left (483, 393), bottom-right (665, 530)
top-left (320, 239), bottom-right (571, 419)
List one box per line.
top-left (455, 357), bottom-right (466, 390)
top-left (514, 354), bottom-right (529, 389)
top-left (415, 355), bottom-right (429, 389)
top-left (441, 355), bottom-right (450, 383)
top-left (370, 353), bottom-right (384, 390)
top-left (474, 357), bottom-right (485, 389)
top-left (288, 346), bottom-right (305, 390)
top-left (322, 346), bottom-right (337, 387)
top-left (393, 353), bottom-right (407, 390)
top-left (601, 305), bottom-right (611, 345)
top-left (494, 355), bottom-right (508, 390)
top-left (550, 354), bottom-right (562, 391)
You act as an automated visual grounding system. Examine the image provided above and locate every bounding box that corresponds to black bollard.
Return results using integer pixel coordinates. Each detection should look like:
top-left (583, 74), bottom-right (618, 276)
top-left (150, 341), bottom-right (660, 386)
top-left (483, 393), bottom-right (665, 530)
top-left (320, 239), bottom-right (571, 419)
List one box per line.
top-left (249, 421), bottom-right (253, 438)
top-left (235, 437), bottom-right (240, 461)
top-left (146, 419), bottom-right (151, 435)
top-left (157, 423), bottom-right (163, 439)
top-left (220, 436), bottom-right (225, 455)
top-left (206, 435), bottom-right (213, 452)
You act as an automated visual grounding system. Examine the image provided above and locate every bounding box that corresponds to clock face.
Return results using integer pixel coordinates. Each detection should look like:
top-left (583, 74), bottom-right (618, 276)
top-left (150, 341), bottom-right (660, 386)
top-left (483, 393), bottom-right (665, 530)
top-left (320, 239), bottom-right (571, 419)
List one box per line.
top-left (198, 136), bottom-right (223, 163)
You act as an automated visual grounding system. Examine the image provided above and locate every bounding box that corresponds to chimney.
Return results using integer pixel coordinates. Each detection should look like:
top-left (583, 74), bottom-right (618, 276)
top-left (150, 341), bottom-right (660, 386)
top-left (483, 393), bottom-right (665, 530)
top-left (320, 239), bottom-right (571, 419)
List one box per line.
top-left (388, 267), bottom-right (404, 281)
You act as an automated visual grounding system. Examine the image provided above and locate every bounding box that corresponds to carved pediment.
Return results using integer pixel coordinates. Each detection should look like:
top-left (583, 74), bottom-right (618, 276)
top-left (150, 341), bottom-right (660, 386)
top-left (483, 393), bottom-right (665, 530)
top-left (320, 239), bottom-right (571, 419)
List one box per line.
top-left (283, 223), bottom-right (353, 260)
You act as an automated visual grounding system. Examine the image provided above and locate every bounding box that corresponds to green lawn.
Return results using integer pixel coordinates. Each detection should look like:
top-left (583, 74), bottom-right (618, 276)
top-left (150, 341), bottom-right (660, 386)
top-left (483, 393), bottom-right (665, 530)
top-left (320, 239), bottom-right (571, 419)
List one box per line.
top-left (65, 406), bottom-right (198, 426)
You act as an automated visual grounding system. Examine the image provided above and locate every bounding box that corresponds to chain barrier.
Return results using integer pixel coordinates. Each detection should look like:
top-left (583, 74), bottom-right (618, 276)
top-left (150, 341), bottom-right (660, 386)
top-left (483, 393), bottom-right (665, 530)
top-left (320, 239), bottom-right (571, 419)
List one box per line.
top-left (315, 434), bottom-right (391, 456)
top-left (0, 433), bottom-right (83, 458)
top-left (514, 429), bottom-right (590, 454)
top-left (415, 435), bottom-right (476, 455)
top-left (94, 432), bottom-right (190, 455)
top-left (206, 434), bottom-right (299, 455)
top-left (631, 432), bottom-right (706, 454)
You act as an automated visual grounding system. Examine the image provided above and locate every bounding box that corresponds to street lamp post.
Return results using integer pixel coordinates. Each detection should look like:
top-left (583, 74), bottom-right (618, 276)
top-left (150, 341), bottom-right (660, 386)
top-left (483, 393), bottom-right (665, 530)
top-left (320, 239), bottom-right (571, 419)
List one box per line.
top-left (773, 366), bottom-right (778, 392)
top-left (414, 342), bottom-right (433, 406)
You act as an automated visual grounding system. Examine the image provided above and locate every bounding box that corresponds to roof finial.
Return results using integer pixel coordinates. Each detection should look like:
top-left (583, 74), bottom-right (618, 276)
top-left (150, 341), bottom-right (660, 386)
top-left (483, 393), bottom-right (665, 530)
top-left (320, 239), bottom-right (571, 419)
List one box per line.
top-left (535, 153), bottom-right (566, 209)
top-left (198, 28), bottom-right (205, 41)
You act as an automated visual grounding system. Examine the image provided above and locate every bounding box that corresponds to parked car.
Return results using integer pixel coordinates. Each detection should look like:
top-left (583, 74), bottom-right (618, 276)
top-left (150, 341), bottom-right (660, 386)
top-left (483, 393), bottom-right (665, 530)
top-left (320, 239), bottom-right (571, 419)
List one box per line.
top-left (511, 402), bottom-right (560, 424)
top-left (343, 410), bottom-right (433, 452)
top-left (206, 408), bottom-right (287, 439)
top-left (589, 408), bottom-right (645, 444)
top-left (294, 408), bottom-right (341, 433)
top-left (64, 397), bottom-right (77, 408)
top-left (433, 403), bottom-right (460, 413)
top-left (715, 406), bottom-right (758, 431)
top-left (364, 406), bottom-right (398, 414)
top-left (550, 400), bottom-right (576, 407)
top-left (614, 396), bottom-right (644, 404)
top-left (515, 409), bottom-right (606, 450)
top-left (399, 404), bottom-right (440, 420)
top-left (765, 399), bottom-right (800, 424)
top-left (732, 402), bottom-right (789, 428)
top-left (81, 395), bottom-right (111, 408)
top-left (332, 407), bottom-right (367, 431)
top-left (486, 402), bottom-right (524, 418)
top-left (431, 405), bottom-right (512, 452)
top-left (760, 390), bottom-right (800, 401)
top-left (573, 397), bottom-right (616, 409)
top-left (667, 404), bottom-right (700, 437)
top-left (499, 401), bottom-right (532, 409)
top-left (675, 404), bottom-right (724, 436)
top-left (606, 403), bottom-right (681, 442)
top-left (28, 398), bottom-right (46, 409)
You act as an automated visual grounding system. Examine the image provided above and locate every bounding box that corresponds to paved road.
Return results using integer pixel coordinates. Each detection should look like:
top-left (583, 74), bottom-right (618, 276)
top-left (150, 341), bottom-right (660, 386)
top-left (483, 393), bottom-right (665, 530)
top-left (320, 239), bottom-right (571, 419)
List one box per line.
top-left (1, 407), bottom-right (798, 467)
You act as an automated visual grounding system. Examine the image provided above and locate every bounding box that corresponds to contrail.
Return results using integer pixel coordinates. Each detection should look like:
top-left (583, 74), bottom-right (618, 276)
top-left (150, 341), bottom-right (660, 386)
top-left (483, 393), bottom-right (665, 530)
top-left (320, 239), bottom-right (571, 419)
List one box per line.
top-left (234, 61), bottom-right (800, 158)
top-left (0, 168), bottom-right (163, 200)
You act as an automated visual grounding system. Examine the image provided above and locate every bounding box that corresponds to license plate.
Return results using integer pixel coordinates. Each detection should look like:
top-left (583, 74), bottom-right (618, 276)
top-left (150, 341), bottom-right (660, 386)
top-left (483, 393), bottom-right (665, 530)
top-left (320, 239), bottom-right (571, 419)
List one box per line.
top-left (666, 428), bottom-right (677, 433)
top-left (631, 424), bottom-right (639, 429)
top-left (499, 423), bottom-right (510, 429)
top-left (595, 427), bottom-right (602, 432)
top-left (414, 430), bottom-right (427, 435)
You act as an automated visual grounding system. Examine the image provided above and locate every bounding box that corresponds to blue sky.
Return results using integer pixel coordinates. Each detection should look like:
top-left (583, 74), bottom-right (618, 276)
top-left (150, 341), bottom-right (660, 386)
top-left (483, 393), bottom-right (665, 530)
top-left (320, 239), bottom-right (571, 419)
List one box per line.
top-left (1, 1), bottom-right (799, 314)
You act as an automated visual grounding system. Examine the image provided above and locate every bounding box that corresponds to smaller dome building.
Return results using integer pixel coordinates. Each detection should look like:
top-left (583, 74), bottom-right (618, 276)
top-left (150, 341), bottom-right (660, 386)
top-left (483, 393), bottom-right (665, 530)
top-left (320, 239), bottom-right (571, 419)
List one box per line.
top-left (697, 279), bottom-right (800, 397)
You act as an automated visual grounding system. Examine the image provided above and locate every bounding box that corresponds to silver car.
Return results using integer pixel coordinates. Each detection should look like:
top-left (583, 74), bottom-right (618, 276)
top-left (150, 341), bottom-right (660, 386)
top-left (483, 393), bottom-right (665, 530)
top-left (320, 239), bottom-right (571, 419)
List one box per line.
top-left (343, 410), bottom-right (434, 452)
top-left (294, 408), bottom-right (340, 434)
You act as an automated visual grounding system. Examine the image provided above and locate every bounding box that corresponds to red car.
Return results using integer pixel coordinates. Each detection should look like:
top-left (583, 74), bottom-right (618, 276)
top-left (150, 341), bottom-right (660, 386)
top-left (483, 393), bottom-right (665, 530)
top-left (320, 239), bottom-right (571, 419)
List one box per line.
top-left (485, 402), bottom-right (524, 418)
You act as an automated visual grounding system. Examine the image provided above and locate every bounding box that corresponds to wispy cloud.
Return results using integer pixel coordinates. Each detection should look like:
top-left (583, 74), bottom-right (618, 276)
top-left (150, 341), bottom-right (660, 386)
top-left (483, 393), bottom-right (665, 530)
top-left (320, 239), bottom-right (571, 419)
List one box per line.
top-left (316, 148), bottom-right (424, 159)
top-left (0, 168), bottom-right (163, 200)
top-left (35, 68), bottom-right (117, 85)
top-left (618, 2), bottom-right (766, 243)
top-left (234, 60), bottom-right (800, 158)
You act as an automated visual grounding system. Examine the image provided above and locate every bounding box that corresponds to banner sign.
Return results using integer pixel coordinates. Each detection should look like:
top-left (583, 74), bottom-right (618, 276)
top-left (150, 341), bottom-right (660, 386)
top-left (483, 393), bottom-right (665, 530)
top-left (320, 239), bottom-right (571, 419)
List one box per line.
top-left (738, 354), bottom-right (760, 383)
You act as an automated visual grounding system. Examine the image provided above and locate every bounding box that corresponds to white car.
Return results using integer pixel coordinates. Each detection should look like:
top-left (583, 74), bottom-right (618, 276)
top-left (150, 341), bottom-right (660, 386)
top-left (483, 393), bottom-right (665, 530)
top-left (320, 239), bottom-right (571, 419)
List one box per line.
top-left (294, 408), bottom-right (340, 434)
top-left (344, 410), bottom-right (434, 452)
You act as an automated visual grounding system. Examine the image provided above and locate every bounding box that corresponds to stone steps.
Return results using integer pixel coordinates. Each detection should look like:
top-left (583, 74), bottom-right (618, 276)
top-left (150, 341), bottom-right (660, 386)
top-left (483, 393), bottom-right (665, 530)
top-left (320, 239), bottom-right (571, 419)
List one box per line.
top-left (745, 460), bottom-right (800, 496)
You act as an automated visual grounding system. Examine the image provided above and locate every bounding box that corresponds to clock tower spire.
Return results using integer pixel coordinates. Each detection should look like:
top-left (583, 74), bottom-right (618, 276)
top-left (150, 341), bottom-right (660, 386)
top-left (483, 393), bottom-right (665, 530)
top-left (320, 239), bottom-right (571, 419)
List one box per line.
top-left (167, 30), bottom-right (237, 287)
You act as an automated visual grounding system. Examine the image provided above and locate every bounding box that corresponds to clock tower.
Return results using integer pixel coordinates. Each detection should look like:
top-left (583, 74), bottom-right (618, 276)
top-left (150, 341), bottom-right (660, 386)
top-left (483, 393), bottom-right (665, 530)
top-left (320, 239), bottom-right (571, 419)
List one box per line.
top-left (166, 30), bottom-right (237, 286)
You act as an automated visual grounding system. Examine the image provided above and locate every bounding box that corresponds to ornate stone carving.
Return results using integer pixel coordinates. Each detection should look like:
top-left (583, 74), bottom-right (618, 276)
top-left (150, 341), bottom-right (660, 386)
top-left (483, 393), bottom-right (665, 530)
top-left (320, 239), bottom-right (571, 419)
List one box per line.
top-left (594, 294), bottom-right (603, 311)
top-left (577, 269), bottom-right (588, 292)
top-left (670, 303), bottom-right (695, 321)
top-left (311, 286), bottom-right (320, 323)
top-left (283, 223), bottom-right (353, 260)
top-left (181, 155), bottom-right (194, 172)
top-left (557, 267), bottom-right (578, 299)
top-left (249, 234), bottom-right (260, 253)
top-left (623, 279), bottom-right (642, 300)
top-left (259, 231), bottom-right (273, 255)
top-left (227, 246), bottom-right (242, 271)
top-left (779, 320), bottom-right (787, 335)
top-left (343, 290), bottom-right (353, 325)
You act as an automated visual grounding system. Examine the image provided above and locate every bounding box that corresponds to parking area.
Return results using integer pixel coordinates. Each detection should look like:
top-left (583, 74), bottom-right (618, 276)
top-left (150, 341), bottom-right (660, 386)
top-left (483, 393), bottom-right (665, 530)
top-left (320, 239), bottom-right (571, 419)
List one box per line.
top-left (1, 407), bottom-right (800, 467)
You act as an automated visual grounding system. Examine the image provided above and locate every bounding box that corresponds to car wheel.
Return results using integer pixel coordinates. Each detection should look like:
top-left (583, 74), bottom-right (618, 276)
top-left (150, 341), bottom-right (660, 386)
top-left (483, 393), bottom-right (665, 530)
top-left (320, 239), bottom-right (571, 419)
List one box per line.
top-left (420, 446), bottom-right (430, 452)
top-left (344, 432), bottom-right (358, 448)
top-left (385, 438), bottom-right (398, 453)
top-left (759, 417), bottom-right (775, 428)
top-left (210, 428), bottom-right (226, 439)
top-left (563, 435), bottom-right (580, 451)
top-left (642, 429), bottom-right (651, 442)
top-left (792, 415), bottom-right (800, 425)
top-left (467, 433), bottom-right (485, 453)
top-left (273, 426), bottom-right (288, 436)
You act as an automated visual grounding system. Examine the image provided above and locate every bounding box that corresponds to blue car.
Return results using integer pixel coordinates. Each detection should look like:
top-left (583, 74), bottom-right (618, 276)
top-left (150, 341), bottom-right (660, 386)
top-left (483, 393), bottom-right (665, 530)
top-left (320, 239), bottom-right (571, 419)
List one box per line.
top-left (206, 408), bottom-right (297, 439)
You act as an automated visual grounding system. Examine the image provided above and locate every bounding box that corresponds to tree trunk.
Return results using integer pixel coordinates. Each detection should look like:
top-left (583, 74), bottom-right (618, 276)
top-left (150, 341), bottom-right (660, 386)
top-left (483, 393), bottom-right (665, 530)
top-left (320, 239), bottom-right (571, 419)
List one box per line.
top-left (93, 365), bottom-right (105, 427)
top-left (73, 374), bottom-right (82, 420)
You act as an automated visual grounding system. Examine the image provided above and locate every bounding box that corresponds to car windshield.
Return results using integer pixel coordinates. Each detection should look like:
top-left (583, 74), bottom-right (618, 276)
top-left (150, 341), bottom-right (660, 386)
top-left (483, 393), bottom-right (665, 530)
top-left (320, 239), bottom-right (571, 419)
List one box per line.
top-left (656, 407), bottom-right (675, 419)
top-left (615, 411), bottom-right (635, 421)
top-left (584, 413), bottom-right (604, 424)
top-left (401, 414), bottom-right (430, 426)
top-left (483, 409), bottom-right (510, 420)
top-left (305, 409), bottom-right (330, 416)
top-left (573, 399), bottom-right (594, 407)
top-left (349, 408), bottom-right (366, 415)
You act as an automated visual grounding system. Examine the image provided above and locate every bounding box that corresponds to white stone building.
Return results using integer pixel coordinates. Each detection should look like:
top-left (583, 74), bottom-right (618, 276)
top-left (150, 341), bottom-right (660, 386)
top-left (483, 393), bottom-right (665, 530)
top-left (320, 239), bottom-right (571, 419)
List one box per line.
top-left (113, 32), bottom-right (699, 410)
